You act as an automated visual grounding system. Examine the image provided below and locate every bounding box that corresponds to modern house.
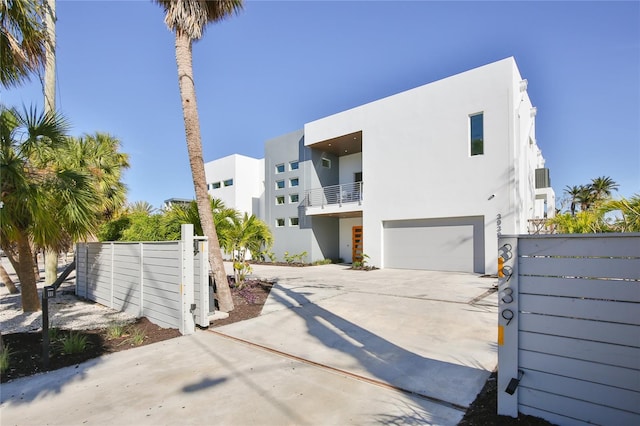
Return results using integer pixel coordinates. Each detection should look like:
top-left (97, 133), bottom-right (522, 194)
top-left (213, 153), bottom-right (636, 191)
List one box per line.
top-left (204, 57), bottom-right (554, 274)
top-left (204, 154), bottom-right (265, 218)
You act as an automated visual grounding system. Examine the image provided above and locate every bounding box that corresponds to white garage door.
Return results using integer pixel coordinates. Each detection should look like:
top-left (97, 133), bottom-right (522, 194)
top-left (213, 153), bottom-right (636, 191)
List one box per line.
top-left (383, 216), bottom-right (484, 273)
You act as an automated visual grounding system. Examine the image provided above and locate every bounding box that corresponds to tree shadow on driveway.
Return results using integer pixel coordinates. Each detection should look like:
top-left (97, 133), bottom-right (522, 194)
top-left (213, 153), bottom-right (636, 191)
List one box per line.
top-left (262, 285), bottom-right (492, 411)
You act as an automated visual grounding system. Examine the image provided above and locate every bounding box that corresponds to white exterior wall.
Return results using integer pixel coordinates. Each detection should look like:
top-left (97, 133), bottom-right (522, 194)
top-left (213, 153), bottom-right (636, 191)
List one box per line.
top-left (204, 154), bottom-right (264, 217)
top-left (305, 57), bottom-right (544, 273)
top-left (338, 153), bottom-right (362, 185)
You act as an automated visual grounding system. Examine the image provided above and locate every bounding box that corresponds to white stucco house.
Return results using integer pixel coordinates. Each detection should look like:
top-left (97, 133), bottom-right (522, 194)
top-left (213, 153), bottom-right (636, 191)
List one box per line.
top-left (204, 154), bottom-right (265, 218)
top-left (204, 57), bottom-right (554, 274)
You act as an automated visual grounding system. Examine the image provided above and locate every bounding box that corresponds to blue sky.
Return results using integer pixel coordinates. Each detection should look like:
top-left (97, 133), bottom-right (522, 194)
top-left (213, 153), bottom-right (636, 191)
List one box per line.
top-left (3, 0), bottom-right (639, 209)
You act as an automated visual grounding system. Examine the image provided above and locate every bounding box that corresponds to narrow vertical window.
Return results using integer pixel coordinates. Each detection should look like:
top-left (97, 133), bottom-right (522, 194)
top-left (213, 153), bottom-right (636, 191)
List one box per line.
top-left (470, 113), bottom-right (484, 156)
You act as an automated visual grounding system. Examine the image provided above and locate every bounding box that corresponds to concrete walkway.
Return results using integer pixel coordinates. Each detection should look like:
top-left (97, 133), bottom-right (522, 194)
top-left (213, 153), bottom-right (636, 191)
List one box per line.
top-left (1, 264), bottom-right (498, 425)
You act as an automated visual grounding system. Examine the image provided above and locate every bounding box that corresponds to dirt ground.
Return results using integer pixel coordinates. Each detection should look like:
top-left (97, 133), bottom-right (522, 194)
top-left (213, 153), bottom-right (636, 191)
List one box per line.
top-left (1, 278), bottom-right (553, 425)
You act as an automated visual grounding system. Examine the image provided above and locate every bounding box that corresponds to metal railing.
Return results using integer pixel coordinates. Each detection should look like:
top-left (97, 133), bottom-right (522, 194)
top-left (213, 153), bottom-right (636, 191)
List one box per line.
top-left (305, 181), bottom-right (363, 208)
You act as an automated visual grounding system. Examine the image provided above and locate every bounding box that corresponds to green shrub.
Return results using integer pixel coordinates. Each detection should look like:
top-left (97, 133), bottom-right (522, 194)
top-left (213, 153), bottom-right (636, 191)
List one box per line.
top-left (106, 322), bottom-right (126, 339)
top-left (48, 327), bottom-right (61, 342)
top-left (61, 332), bottom-right (88, 354)
top-left (122, 326), bottom-right (146, 346)
top-left (1, 344), bottom-right (12, 374)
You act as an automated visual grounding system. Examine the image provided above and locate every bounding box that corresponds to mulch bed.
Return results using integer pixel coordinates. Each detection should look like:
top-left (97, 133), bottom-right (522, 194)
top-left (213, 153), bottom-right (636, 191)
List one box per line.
top-left (1, 278), bottom-right (553, 424)
top-left (1, 317), bottom-right (181, 383)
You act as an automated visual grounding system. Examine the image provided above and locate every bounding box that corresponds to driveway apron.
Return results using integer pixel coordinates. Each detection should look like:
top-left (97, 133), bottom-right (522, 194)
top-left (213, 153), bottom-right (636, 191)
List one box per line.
top-left (213, 264), bottom-right (499, 420)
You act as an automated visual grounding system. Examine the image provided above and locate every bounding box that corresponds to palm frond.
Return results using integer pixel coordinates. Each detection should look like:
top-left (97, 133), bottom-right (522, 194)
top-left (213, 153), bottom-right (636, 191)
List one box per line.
top-left (154, 0), bottom-right (243, 40)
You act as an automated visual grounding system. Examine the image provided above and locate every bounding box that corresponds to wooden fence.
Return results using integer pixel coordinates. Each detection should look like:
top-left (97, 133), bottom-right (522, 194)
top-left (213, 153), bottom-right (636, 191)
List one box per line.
top-left (76, 225), bottom-right (211, 335)
top-left (497, 233), bottom-right (640, 425)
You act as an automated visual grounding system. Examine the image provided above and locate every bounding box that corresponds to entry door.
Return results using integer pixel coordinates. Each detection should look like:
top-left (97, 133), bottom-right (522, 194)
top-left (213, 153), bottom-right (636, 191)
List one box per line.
top-left (352, 226), bottom-right (363, 263)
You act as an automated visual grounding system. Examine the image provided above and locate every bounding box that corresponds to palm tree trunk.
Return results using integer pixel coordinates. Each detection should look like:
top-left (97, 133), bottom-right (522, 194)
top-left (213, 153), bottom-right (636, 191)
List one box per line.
top-left (0, 264), bottom-right (19, 294)
top-left (43, 0), bottom-right (59, 286)
top-left (174, 32), bottom-right (233, 312)
top-left (16, 234), bottom-right (40, 312)
top-left (45, 248), bottom-right (58, 285)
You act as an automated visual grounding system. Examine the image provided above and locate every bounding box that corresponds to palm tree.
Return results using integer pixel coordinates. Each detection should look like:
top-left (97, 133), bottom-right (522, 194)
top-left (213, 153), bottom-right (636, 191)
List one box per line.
top-left (225, 213), bottom-right (273, 285)
top-left (128, 201), bottom-right (156, 215)
top-left (154, 0), bottom-right (243, 312)
top-left (602, 195), bottom-right (640, 232)
top-left (1, 105), bottom-right (100, 311)
top-left (564, 185), bottom-right (582, 216)
top-left (167, 198), bottom-right (239, 247)
top-left (65, 133), bottom-right (130, 222)
top-left (576, 185), bottom-right (594, 212)
top-left (0, 263), bottom-right (19, 294)
top-left (590, 176), bottom-right (619, 203)
top-left (0, 0), bottom-right (48, 88)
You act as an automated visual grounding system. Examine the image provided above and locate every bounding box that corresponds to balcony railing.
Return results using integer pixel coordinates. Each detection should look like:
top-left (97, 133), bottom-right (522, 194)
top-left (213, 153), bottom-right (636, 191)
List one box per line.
top-left (305, 182), bottom-right (363, 208)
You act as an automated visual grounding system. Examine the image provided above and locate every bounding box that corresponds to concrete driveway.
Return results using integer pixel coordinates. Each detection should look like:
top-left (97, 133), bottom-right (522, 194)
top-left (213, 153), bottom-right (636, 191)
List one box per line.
top-left (1, 264), bottom-right (497, 425)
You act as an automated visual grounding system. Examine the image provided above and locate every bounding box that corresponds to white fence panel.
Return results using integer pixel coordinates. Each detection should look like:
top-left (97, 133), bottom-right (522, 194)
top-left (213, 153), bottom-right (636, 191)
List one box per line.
top-left (498, 233), bottom-right (640, 426)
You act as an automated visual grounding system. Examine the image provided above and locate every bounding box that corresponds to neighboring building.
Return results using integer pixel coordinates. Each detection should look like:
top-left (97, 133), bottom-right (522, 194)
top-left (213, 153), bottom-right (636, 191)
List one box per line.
top-left (204, 57), bottom-right (554, 274)
top-left (204, 154), bottom-right (265, 217)
top-left (163, 197), bottom-right (192, 210)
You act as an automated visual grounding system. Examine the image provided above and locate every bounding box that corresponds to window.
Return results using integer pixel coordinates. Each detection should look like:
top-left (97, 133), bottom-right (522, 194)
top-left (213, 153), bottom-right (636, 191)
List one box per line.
top-left (211, 182), bottom-right (221, 189)
top-left (275, 163), bottom-right (285, 174)
top-left (290, 177), bottom-right (299, 187)
top-left (321, 158), bottom-right (331, 168)
top-left (470, 113), bottom-right (484, 156)
top-left (276, 196), bottom-right (285, 205)
top-left (289, 217), bottom-right (299, 226)
top-left (289, 161), bottom-right (299, 170)
top-left (276, 180), bottom-right (285, 189)
top-left (275, 218), bottom-right (285, 227)
top-left (223, 178), bottom-right (234, 187)
top-left (289, 193), bottom-right (299, 203)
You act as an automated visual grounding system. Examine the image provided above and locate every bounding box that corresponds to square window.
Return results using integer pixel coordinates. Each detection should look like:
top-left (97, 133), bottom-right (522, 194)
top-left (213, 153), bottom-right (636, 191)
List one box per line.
top-left (276, 180), bottom-right (285, 189)
top-left (470, 113), bottom-right (484, 156)
top-left (223, 178), bottom-right (234, 187)
top-left (211, 182), bottom-right (221, 189)
top-left (275, 218), bottom-right (285, 227)
top-left (276, 196), bottom-right (285, 205)
top-left (290, 177), bottom-right (299, 187)
top-left (289, 217), bottom-right (299, 226)
top-left (289, 161), bottom-right (299, 170)
top-left (321, 158), bottom-right (331, 168)
top-left (275, 163), bottom-right (285, 174)
top-left (289, 193), bottom-right (299, 203)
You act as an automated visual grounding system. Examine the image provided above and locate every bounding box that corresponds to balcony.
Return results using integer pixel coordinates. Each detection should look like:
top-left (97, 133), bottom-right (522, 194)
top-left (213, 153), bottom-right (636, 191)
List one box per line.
top-left (304, 182), bottom-right (363, 217)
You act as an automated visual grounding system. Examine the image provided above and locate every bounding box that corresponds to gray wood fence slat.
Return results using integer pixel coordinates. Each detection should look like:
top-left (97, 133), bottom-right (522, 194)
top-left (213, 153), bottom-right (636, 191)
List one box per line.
top-left (518, 406), bottom-right (587, 426)
top-left (519, 387), bottom-right (639, 426)
top-left (520, 369), bottom-right (640, 414)
top-left (520, 295), bottom-right (639, 325)
top-left (519, 235), bottom-right (640, 258)
top-left (519, 314), bottom-right (639, 347)
top-left (519, 350), bottom-right (640, 390)
top-left (519, 256), bottom-right (640, 280)
top-left (520, 331), bottom-right (640, 369)
top-left (520, 275), bottom-right (640, 302)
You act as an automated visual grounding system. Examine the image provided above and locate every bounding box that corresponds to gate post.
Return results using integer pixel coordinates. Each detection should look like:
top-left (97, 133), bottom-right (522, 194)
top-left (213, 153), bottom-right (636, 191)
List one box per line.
top-left (195, 237), bottom-right (210, 327)
top-left (497, 235), bottom-right (520, 417)
top-left (180, 224), bottom-right (196, 335)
